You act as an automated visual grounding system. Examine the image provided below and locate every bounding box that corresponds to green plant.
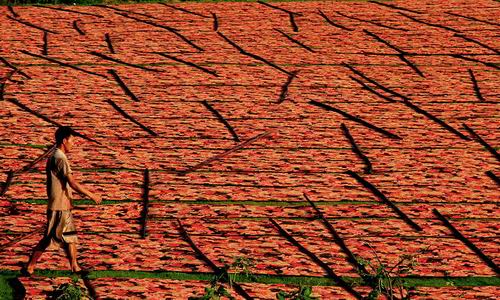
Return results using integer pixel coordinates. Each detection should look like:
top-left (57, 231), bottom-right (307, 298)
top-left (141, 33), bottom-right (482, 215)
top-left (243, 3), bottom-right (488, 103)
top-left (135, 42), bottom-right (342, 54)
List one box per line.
top-left (189, 285), bottom-right (234, 300)
top-left (276, 286), bottom-right (319, 300)
top-left (227, 256), bottom-right (256, 284)
top-left (47, 277), bottom-right (90, 300)
top-left (355, 243), bottom-right (424, 300)
top-left (189, 256), bottom-right (255, 300)
top-left (1, 276), bottom-right (15, 300)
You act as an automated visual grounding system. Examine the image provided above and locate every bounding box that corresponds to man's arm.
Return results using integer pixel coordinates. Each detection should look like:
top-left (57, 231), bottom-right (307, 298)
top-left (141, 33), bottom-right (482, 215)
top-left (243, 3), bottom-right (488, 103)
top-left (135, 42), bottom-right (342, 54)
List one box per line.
top-left (67, 173), bottom-right (102, 204)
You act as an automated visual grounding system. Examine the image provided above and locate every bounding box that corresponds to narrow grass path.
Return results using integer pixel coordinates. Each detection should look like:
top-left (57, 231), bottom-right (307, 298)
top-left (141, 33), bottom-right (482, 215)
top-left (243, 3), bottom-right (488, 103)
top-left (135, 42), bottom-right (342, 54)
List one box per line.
top-left (2, 269), bottom-right (500, 287)
top-left (2, 0), bottom-right (348, 7)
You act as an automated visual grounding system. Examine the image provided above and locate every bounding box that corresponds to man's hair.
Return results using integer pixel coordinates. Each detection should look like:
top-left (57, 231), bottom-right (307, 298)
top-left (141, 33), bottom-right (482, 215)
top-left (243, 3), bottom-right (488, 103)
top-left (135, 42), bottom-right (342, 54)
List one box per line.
top-left (55, 126), bottom-right (74, 145)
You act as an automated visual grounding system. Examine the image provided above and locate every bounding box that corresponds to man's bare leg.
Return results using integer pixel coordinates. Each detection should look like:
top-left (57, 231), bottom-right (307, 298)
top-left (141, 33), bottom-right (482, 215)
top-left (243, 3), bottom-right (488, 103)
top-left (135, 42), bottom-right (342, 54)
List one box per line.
top-left (26, 250), bottom-right (44, 274)
top-left (65, 243), bottom-right (81, 272)
top-left (25, 238), bottom-right (49, 275)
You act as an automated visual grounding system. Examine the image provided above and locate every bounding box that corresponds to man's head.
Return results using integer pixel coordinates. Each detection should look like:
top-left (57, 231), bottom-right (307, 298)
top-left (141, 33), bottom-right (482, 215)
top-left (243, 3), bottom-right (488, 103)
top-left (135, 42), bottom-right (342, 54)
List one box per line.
top-left (55, 126), bottom-right (75, 153)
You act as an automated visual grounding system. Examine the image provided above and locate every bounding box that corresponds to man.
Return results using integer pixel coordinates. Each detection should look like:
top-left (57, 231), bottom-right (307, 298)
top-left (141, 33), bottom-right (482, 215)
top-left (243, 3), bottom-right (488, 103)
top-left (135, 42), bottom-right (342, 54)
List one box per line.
top-left (23, 126), bottom-right (101, 275)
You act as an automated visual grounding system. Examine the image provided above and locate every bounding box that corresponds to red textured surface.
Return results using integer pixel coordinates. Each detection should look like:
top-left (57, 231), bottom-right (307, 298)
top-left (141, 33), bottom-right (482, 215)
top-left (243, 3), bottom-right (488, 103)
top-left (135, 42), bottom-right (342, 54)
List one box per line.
top-left (0, 0), bottom-right (499, 299)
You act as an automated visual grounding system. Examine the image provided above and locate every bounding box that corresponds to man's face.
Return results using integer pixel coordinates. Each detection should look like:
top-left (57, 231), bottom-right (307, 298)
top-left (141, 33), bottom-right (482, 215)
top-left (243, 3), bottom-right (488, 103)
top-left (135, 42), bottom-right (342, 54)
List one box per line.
top-left (63, 135), bottom-right (74, 153)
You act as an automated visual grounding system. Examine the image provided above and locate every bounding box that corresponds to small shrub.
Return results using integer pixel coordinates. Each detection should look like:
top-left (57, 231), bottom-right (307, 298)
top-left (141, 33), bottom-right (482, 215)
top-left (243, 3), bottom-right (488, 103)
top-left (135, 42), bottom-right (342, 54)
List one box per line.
top-left (47, 278), bottom-right (90, 300)
top-left (189, 256), bottom-right (255, 300)
top-left (189, 286), bottom-right (234, 300)
top-left (276, 286), bottom-right (319, 300)
top-left (226, 256), bottom-right (256, 285)
top-left (355, 243), bottom-right (427, 300)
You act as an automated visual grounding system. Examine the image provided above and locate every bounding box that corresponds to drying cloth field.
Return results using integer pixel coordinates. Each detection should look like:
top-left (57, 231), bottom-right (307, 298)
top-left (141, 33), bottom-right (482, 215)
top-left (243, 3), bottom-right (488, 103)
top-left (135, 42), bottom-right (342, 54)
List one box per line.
top-left (0, 0), bottom-right (499, 299)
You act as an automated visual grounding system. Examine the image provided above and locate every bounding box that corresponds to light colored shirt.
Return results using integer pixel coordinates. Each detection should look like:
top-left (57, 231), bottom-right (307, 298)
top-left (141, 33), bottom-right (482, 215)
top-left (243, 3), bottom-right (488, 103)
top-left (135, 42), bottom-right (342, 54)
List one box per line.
top-left (46, 148), bottom-right (73, 210)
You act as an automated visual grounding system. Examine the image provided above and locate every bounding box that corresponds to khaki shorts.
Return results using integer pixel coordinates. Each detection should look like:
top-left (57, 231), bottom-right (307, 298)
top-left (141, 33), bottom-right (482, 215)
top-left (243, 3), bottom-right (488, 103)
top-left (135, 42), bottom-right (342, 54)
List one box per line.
top-left (35, 210), bottom-right (77, 250)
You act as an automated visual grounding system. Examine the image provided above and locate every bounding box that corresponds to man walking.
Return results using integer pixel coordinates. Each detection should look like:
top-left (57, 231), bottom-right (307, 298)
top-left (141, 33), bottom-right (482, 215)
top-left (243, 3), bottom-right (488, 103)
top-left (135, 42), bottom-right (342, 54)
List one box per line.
top-left (23, 126), bottom-right (101, 275)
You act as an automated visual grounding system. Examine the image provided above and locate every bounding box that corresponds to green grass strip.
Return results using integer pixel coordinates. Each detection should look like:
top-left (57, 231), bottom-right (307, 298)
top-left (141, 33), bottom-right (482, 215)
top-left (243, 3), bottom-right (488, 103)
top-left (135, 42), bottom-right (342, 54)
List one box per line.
top-left (9, 60), bottom-right (465, 68)
top-left (11, 198), bottom-right (379, 206)
top-left (10, 199), bottom-right (137, 205)
top-left (10, 198), bottom-right (500, 207)
top-left (2, 0), bottom-right (379, 7)
top-left (0, 143), bottom-right (48, 149)
top-left (402, 276), bottom-right (500, 288)
top-left (1, 270), bottom-right (499, 288)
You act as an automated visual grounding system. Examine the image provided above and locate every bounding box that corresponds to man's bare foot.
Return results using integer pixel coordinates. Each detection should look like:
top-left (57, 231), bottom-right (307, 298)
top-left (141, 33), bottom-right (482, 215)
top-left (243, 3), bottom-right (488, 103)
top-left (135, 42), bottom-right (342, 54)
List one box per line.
top-left (71, 265), bottom-right (82, 273)
top-left (27, 267), bottom-right (34, 275)
top-left (21, 265), bottom-right (34, 277)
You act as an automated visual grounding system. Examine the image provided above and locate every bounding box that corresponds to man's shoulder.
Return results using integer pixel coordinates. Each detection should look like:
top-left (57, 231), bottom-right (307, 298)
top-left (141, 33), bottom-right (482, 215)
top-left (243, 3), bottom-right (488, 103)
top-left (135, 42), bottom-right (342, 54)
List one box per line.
top-left (53, 149), bottom-right (68, 161)
top-left (51, 149), bottom-right (71, 169)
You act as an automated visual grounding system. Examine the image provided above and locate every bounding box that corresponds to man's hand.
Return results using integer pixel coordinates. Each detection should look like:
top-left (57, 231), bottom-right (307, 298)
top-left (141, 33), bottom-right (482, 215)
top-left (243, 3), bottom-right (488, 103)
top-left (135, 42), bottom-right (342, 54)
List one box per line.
top-left (90, 193), bottom-right (102, 204)
top-left (67, 173), bottom-right (102, 204)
